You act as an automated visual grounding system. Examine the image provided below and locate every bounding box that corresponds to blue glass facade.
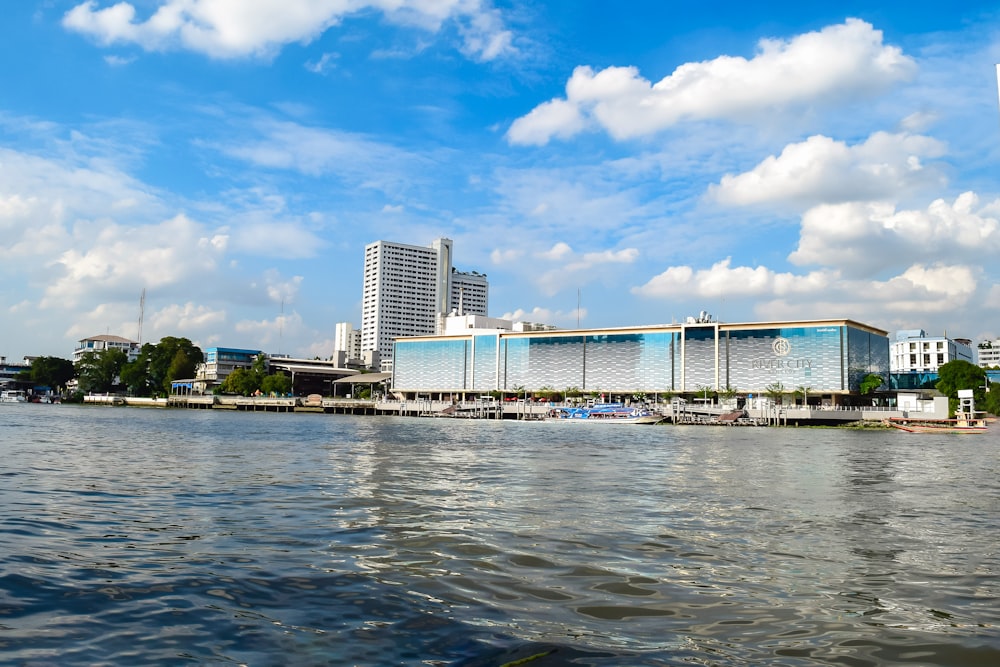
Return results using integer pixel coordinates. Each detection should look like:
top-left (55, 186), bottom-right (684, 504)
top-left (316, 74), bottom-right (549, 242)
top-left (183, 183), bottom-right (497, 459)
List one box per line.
top-left (585, 332), bottom-right (676, 392)
top-left (393, 338), bottom-right (469, 389)
top-left (393, 321), bottom-right (888, 395)
top-left (723, 326), bottom-right (844, 391)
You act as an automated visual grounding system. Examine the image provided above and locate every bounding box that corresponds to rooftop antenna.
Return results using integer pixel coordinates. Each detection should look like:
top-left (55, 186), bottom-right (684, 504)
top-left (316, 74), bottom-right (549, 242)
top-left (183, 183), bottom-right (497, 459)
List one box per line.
top-left (577, 288), bottom-right (581, 328)
top-left (137, 287), bottom-right (145, 347)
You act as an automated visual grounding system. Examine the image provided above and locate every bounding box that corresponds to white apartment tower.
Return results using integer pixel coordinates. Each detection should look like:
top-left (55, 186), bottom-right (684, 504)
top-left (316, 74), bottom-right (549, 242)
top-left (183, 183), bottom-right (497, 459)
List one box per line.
top-left (450, 269), bottom-right (489, 317)
top-left (361, 238), bottom-right (487, 371)
top-left (334, 322), bottom-right (362, 360)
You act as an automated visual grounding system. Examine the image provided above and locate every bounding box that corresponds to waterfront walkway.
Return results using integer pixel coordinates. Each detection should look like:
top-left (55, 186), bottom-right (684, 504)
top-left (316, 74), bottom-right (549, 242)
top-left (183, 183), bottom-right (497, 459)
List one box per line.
top-left (81, 394), bottom-right (949, 424)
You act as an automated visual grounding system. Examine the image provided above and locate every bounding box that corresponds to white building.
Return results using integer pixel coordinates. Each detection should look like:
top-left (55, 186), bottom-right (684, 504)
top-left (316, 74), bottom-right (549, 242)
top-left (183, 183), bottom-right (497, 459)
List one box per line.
top-left (73, 335), bottom-right (140, 363)
top-left (361, 238), bottom-right (488, 372)
top-left (977, 339), bottom-right (1000, 368)
top-left (450, 269), bottom-right (488, 317)
top-left (890, 329), bottom-right (974, 373)
top-left (334, 322), bottom-right (362, 360)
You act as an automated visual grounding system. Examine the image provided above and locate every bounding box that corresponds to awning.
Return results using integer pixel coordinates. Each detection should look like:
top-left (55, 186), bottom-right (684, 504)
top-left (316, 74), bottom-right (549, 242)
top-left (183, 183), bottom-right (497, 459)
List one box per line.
top-left (267, 363), bottom-right (357, 377)
top-left (333, 372), bottom-right (392, 384)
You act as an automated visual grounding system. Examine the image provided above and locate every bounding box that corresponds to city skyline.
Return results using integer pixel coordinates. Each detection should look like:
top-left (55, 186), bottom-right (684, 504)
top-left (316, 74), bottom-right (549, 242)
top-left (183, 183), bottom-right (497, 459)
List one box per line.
top-left (2, 1), bottom-right (1000, 361)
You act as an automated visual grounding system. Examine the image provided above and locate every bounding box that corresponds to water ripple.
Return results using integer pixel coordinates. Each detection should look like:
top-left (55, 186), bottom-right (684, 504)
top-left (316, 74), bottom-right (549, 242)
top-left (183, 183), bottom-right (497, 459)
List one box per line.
top-left (0, 405), bottom-right (998, 665)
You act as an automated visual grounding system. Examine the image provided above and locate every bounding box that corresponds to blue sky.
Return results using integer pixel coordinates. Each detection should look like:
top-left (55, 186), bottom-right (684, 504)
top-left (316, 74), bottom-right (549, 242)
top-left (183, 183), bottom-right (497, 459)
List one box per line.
top-left (3, 1), bottom-right (1000, 361)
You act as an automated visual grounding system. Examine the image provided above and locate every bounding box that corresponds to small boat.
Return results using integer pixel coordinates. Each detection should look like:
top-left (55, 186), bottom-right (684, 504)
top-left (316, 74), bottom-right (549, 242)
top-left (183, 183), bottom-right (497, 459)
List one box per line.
top-left (885, 415), bottom-right (991, 433)
top-left (0, 390), bottom-right (27, 403)
top-left (547, 403), bottom-right (664, 424)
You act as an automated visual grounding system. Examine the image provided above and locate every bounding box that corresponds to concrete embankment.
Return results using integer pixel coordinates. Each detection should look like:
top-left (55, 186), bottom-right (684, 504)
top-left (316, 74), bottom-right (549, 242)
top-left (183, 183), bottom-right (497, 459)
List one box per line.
top-left (82, 394), bottom-right (944, 424)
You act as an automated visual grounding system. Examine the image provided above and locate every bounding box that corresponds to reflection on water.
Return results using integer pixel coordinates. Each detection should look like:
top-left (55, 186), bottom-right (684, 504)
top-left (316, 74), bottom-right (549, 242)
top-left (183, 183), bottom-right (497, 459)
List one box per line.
top-left (0, 404), bottom-right (998, 665)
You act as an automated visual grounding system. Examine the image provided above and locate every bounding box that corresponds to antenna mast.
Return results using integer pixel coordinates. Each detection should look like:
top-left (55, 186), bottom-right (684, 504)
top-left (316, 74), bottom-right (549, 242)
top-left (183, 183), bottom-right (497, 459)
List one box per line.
top-left (137, 288), bottom-right (145, 346)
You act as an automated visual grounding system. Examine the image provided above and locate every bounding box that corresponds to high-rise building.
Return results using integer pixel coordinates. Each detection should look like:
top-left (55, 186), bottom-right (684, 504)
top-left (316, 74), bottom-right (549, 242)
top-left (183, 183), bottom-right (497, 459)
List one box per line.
top-left (450, 269), bottom-right (489, 318)
top-left (361, 238), bottom-right (487, 371)
top-left (334, 322), bottom-right (362, 361)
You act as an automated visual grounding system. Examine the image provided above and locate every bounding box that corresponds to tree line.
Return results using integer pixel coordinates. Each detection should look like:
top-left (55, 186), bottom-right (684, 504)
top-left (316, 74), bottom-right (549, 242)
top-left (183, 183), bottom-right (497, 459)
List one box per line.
top-left (19, 336), bottom-right (291, 398)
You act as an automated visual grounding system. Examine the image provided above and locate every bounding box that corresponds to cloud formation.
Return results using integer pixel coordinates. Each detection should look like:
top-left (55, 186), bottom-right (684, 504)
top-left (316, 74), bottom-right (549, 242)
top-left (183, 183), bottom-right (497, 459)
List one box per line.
top-left (710, 132), bottom-right (947, 210)
top-left (508, 19), bottom-right (915, 145)
top-left (63, 0), bottom-right (514, 61)
top-left (790, 193), bottom-right (1000, 275)
top-left (632, 258), bottom-right (979, 322)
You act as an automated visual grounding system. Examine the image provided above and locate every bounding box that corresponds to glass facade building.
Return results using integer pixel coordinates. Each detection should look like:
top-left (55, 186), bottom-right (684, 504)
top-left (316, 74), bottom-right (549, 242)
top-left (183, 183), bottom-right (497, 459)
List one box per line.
top-left (393, 319), bottom-right (889, 397)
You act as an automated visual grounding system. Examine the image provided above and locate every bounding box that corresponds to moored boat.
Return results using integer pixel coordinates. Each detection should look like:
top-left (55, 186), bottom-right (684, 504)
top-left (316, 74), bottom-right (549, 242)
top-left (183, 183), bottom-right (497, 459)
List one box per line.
top-left (546, 403), bottom-right (664, 424)
top-left (0, 390), bottom-right (27, 403)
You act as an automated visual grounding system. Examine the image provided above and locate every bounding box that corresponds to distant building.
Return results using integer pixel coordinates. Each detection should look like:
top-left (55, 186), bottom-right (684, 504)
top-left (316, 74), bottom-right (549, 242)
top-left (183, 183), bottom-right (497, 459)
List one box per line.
top-left (890, 330), bottom-right (973, 373)
top-left (440, 314), bottom-right (560, 336)
top-left (73, 335), bottom-right (140, 363)
top-left (977, 339), bottom-right (1000, 368)
top-left (266, 356), bottom-right (361, 396)
top-left (334, 322), bottom-right (362, 361)
top-left (392, 317), bottom-right (889, 403)
top-left (361, 237), bottom-right (488, 373)
top-left (889, 329), bottom-right (974, 390)
top-left (449, 269), bottom-right (488, 318)
top-left (194, 347), bottom-right (262, 393)
top-left (0, 356), bottom-right (32, 390)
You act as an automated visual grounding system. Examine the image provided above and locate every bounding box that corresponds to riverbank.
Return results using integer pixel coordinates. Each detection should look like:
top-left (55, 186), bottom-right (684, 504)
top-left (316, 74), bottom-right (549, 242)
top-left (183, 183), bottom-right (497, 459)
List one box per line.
top-left (76, 394), bottom-right (951, 426)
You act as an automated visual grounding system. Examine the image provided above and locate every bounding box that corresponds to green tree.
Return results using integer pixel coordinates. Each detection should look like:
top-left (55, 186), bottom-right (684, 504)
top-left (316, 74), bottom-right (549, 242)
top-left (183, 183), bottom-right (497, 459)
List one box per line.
top-left (936, 360), bottom-right (987, 403)
top-left (75, 349), bottom-right (128, 393)
top-left (121, 345), bottom-right (154, 396)
top-left (764, 382), bottom-right (785, 405)
top-left (261, 373), bottom-right (292, 396)
top-left (793, 385), bottom-right (813, 406)
top-left (27, 356), bottom-right (76, 392)
top-left (860, 373), bottom-right (883, 395)
top-left (165, 348), bottom-right (198, 392)
top-left (251, 353), bottom-right (269, 377)
top-left (983, 382), bottom-right (1000, 416)
top-left (219, 368), bottom-right (260, 396)
top-left (149, 337), bottom-right (204, 394)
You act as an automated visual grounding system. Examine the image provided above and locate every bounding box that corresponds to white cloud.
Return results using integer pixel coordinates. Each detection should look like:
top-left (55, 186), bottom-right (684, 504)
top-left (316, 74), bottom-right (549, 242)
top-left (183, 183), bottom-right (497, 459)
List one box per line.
top-left (508, 19), bottom-right (915, 145)
top-left (40, 213), bottom-right (225, 309)
top-left (148, 302), bottom-right (227, 333)
top-left (632, 258), bottom-right (980, 324)
top-left (633, 258), bottom-right (834, 299)
top-left (63, 0), bottom-right (515, 61)
top-left (304, 51), bottom-right (338, 74)
top-left (260, 270), bottom-right (304, 304)
top-left (103, 54), bottom-right (135, 66)
top-left (228, 221), bottom-right (326, 259)
top-left (490, 247), bottom-right (523, 264)
top-left (539, 242), bottom-right (572, 260)
top-left (235, 310), bottom-right (304, 346)
top-left (710, 132), bottom-right (947, 209)
top-left (532, 245), bottom-right (639, 296)
top-left (501, 306), bottom-right (585, 328)
top-left (217, 119), bottom-right (428, 188)
top-left (790, 193), bottom-right (1000, 276)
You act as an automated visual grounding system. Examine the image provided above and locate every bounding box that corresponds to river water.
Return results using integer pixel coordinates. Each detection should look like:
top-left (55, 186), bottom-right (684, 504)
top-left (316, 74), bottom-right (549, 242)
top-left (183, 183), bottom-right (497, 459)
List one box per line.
top-left (0, 404), bottom-right (997, 666)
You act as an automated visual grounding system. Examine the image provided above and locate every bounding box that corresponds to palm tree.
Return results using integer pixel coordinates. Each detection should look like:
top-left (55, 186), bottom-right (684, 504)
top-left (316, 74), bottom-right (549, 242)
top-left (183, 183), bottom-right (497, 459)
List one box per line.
top-left (795, 385), bottom-right (812, 407)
